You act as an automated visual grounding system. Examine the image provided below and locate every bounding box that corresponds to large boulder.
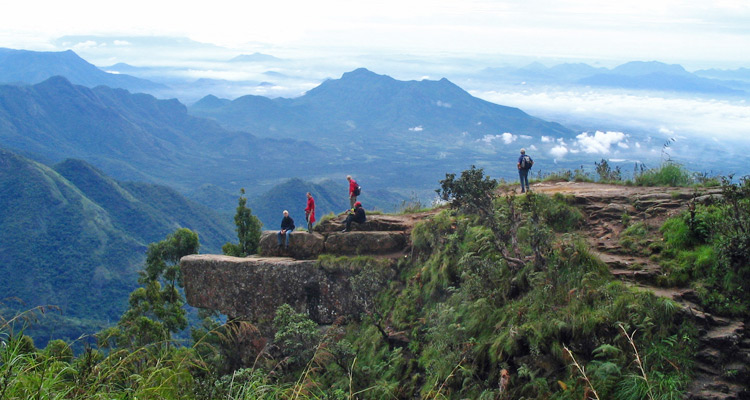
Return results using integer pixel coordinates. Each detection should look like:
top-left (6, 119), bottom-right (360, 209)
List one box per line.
top-left (257, 222), bottom-right (412, 258)
top-left (258, 231), bottom-right (324, 259)
top-left (325, 231), bottom-right (408, 256)
top-left (181, 254), bottom-right (364, 324)
top-left (315, 214), bottom-right (413, 232)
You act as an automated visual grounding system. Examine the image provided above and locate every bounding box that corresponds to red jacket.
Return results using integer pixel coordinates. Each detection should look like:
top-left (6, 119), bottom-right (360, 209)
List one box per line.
top-left (305, 196), bottom-right (316, 223)
top-left (349, 179), bottom-right (358, 196)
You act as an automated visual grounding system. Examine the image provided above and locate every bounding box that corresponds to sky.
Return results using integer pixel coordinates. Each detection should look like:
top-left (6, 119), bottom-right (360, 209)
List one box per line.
top-left (2, 0), bottom-right (750, 69)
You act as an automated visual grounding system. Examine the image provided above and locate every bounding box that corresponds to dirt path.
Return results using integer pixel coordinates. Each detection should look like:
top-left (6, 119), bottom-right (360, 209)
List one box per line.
top-left (522, 182), bottom-right (748, 399)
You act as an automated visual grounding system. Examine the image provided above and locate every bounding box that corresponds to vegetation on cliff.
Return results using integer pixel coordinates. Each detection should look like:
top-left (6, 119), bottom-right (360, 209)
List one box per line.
top-left (3, 166), bottom-right (748, 399)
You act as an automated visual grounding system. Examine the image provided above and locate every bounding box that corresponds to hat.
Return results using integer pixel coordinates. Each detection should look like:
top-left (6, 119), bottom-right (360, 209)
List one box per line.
top-left (520, 148), bottom-right (526, 154)
top-left (354, 201), bottom-right (362, 207)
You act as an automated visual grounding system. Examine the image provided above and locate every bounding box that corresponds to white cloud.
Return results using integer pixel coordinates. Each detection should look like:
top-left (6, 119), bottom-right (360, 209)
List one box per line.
top-left (575, 131), bottom-right (627, 154)
top-left (529, 144), bottom-right (538, 151)
top-left (617, 142), bottom-right (630, 149)
top-left (541, 136), bottom-right (554, 143)
top-left (550, 145), bottom-right (569, 159)
top-left (479, 132), bottom-right (517, 144)
top-left (436, 100), bottom-right (452, 108)
top-left (659, 127), bottom-right (675, 135)
top-left (113, 40), bottom-right (131, 46)
top-left (72, 40), bottom-right (103, 50)
top-left (409, 125), bottom-right (423, 132)
top-left (520, 134), bottom-right (533, 139)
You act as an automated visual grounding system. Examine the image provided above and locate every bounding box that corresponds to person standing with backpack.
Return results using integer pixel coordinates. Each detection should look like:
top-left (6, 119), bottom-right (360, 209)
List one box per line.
top-left (517, 148), bottom-right (534, 193)
top-left (347, 175), bottom-right (360, 208)
top-left (305, 192), bottom-right (316, 233)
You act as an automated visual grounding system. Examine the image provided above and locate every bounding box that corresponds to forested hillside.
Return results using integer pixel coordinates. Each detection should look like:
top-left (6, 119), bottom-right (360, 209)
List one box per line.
top-left (0, 148), bottom-right (233, 345)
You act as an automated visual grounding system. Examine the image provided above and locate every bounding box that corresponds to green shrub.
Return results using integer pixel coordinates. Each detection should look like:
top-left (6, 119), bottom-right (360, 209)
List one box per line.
top-left (635, 162), bottom-right (692, 187)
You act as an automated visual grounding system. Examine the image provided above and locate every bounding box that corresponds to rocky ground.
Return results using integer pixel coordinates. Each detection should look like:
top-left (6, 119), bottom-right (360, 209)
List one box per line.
top-left (529, 181), bottom-right (749, 400)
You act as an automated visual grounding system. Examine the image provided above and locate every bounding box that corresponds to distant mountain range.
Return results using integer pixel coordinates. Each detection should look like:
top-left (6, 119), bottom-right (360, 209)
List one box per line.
top-left (478, 61), bottom-right (747, 95)
top-left (190, 67), bottom-right (574, 146)
top-left (0, 147), bottom-right (233, 345)
top-left (0, 68), bottom-right (580, 204)
top-left (0, 76), bottom-right (325, 196)
top-left (0, 48), bottom-right (166, 92)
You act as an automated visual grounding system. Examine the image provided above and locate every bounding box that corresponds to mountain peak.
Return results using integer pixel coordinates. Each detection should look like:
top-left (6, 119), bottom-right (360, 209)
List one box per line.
top-left (340, 68), bottom-right (383, 80)
top-left (229, 52), bottom-right (282, 63)
top-left (37, 75), bottom-right (76, 89)
top-left (612, 61), bottom-right (689, 76)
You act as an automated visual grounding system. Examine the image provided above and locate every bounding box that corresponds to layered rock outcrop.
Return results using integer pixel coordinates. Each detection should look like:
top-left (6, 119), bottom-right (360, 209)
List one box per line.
top-left (181, 254), bottom-right (364, 324)
top-left (181, 212), bottom-right (432, 324)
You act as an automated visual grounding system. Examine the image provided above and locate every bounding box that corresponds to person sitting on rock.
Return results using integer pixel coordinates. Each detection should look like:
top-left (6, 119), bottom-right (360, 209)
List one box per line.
top-left (277, 210), bottom-right (295, 248)
top-left (342, 201), bottom-right (366, 232)
top-left (305, 192), bottom-right (316, 233)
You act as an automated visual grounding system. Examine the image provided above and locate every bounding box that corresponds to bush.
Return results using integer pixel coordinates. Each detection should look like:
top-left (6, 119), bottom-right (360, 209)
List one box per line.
top-left (436, 165), bottom-right (497, 215)
top-left (635, 163), bottom-right (692, 187)
top-left (272, 304), bottom-right (321, 370)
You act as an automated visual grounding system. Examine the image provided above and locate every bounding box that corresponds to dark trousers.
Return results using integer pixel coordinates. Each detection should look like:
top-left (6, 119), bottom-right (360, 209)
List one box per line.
top-left (519, 168), bottom-right (530, 192)
top-left (345, 214), bottom-right (364, 231)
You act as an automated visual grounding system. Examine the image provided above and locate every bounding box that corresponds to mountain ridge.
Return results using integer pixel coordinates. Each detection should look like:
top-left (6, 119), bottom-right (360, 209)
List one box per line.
top-left (0, 47), bottom-right (166, 92)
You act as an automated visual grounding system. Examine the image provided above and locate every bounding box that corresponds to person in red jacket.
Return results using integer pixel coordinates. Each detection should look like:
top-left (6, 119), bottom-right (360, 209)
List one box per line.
top-left (305, 192), bottom-right (316, 232)
top-left (347, 175), bottom-right (359, 208)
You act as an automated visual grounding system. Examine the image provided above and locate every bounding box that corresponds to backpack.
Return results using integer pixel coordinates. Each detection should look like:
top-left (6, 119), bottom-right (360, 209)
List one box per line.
top-left (354, 185), bottom-right (361, 196)
top-left (520, 155), bottom-right (533, 170)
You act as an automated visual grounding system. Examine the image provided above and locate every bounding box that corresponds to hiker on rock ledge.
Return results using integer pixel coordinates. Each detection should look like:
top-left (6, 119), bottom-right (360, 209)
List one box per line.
top-left (347, 175), bottom-right (360, 208)
top-left (342, 201), bottom-right (366, 232)
top-left (277, 210), bottom-right (295, 248)
top-left (517, 148), bottom-right (534, 193)
top-left (305, 192), bottom-right (316, 233)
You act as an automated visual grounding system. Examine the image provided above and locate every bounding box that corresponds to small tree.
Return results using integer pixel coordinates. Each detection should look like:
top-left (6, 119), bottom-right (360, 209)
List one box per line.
top-left (436, 165), bottom-right (497, 216)
top-left (100, 228), bottom-right (199, 349)
top-left (223, 188), bottom-right (262, 257)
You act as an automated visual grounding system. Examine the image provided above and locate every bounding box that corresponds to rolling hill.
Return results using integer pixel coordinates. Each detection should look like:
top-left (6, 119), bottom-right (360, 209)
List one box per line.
top-left (0, 147), bottom-right (233, 345)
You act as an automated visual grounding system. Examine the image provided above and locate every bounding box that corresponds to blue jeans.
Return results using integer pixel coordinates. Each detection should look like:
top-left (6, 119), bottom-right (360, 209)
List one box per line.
top-left (277, 230), bottom-right (291, 247)
top-left (519, 168), bottom-right (529, 192)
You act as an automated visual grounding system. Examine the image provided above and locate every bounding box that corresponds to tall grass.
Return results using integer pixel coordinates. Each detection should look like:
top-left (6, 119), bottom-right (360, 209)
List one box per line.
top-left (634, 163), bottom-right (692, 187)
